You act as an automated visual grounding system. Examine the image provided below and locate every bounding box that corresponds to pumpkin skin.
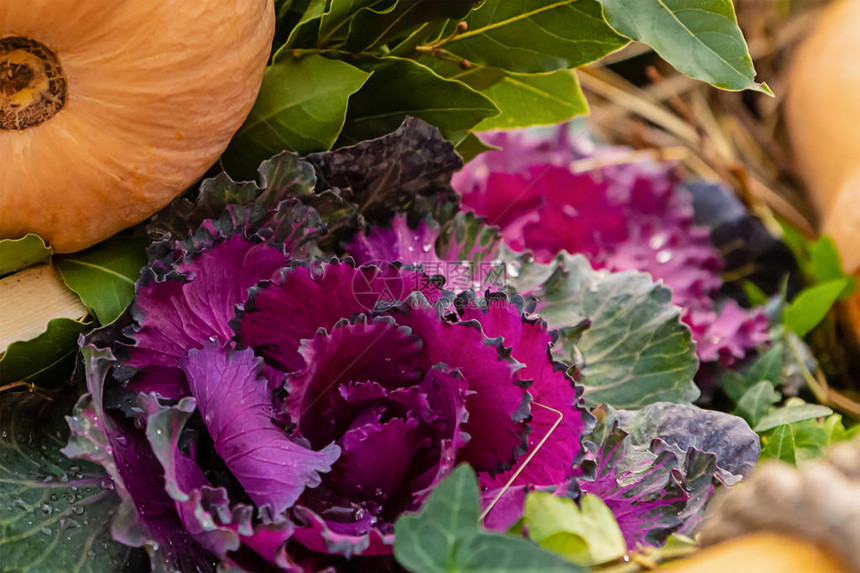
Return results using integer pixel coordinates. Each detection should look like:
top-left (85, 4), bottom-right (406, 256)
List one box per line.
top-left (659, 533), bottom-right (852, 573)
top-left (786, 0), bottom-right (860, 272)
top-left (0, 1), bottom-right (275, 253)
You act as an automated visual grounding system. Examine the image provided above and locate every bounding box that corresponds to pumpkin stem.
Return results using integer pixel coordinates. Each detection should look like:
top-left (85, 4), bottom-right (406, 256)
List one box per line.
top-left (0, 37), bottom-right (67, 130)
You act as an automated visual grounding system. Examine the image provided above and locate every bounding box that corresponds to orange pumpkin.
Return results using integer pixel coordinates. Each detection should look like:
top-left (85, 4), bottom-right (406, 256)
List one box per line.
top-left (658, 533), bottom-right (852, 573)
top-left (0, 1), bottom-right (275, 253)
top-left (786, 0), bottom-right (860, 271)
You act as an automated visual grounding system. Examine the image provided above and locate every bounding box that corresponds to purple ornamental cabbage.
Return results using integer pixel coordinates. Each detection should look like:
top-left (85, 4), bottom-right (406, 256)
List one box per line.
top-left (344, 211), bottom-right (502, 294)
top-left (481, 402), bottom-right (759, 549)
top-left (62, 136), bottom-right (757, 571)
top-left (450, 128), bottom-right (768, 366)
top-left (66, 208), bottom-right (593, 571)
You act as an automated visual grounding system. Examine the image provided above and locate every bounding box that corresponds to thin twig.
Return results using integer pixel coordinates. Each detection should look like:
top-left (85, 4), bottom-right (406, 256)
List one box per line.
top-left (480, 401), bottom-right (563, 521)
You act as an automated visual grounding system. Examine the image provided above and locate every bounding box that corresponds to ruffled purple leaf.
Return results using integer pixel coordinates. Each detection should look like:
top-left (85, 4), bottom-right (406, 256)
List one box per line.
top-left (574, 405), bottom-right (727, 548)
top-left (147, 152), bottom-right (320, 263)
top-left (575, 420), bottom-right (686, 547)
top-left (142, 394), bottom-right (252, 558)
top-left (344, 215), bottom-right (441, 268)
top-left (142, 392), bottom-right (305, 571)
top-left (344, 212), bottom-right (501, 288)
top-left (235, 261), bottom-right (445, 372)
top-left (615, 401), bottom-right (760, 481)
top-left (480, 485), bottom-right (533, 532)
top-left (283, 315), bottom-right (424, 447)
top-left (306, 117), bottom-right (462, 225)
top-left (181, 342), bottom-right (340, 516)
top-left (383, 294), bottom-right (530, 474)
top-left (286, 319), bottom-right (471, 554)
top-left (329, 415), bottom-right (426, 504)
top-left (292, 506), bottom-right (394, 558)
top-left (120, 235), bottom-right (288, 393)
top-left (457, 292), bottom-right (591, 488)
top-left (65, 343), bottom-right (217, 573)
top-left (453, 127), bottom-right (769, 366)
top-left (688, 301), bottom-right (770, 366)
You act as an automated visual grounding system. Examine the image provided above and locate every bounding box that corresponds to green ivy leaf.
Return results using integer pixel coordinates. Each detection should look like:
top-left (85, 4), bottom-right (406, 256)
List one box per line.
top-left (444, 0), bottom-right (627, 73)
top-left (450, 534), bottom-right (581, 572)
top-left (524, 493), bottom-right (626, 566)
top-left (754, 403), bottom-right (834, 433)
top-left (508, 252), bottom-right (699, 408)
top-left (55, 235), bottom-right (148, 325)
top-left (723, 343), bottom-right (784, 404)
top-left (223, 55), bottom-right (372, 178)
top-left (760, 414), bottom-right (859, 464)
top-left (720, 371), bottom-right (748, 405)
top-left (0, 235), bottom-right (52, 278)
top-left (595, 0), bottom-right (770, 94)
top-left (340, 57), bottom-right (499, 144)
top-left (0, 318), bottom-right (90, 387)
top-left (760, 424), bottom-right (797, 464)
top-left (474, 69), bottom-right (588, 130)
top-left (733, 380), bottom-right (781, 427)
top-left (394, 465), bottom-right (581, 573)
top-left (822, 414), bottom-right (860, 444)
top-left (394, 465), bottom-right (481, 572)
top-left (783, 278), bottom-right (849, 338)
top-left (0, 390), bottom-right (142, 572)
top-left (746, 342), bottom-right (785, 388)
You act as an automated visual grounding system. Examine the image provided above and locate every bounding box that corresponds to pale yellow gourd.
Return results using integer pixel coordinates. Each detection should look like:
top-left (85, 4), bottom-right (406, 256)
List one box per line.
top-left (0, 1), bottom-right (275, 253)
top-left (786, 0), bottom-right (860, 334)
top-left (786, 0), bottom-right (860, 272)
top-left (658, 533), bottom-right (852, 573)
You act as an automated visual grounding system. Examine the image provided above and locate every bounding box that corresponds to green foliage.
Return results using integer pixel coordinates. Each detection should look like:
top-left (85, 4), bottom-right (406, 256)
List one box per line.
top-left (722, 342), bottom-right (784, 403)
top-left (230, 0), bottom-right (764, 172)
top-left (454, 132), bottom-right (499, 163)
top-left (508, 252), bottom-right (699, 408)
top-left (783, 279), bottom-right (849, 338)
top-left (0, 235), bottom-right (92, 389)
top-left (733, 380), bottom-right (781, 428)
top-left (754, 403), bottom-right (833, 433)
top-left (595, 0), bottom-right (770, 94)
top-left (0, 390), bottom-right (141, 572)
top-left (758, 410), bottom-right (857, 465)
top-left (223, 54), bottom-right (371, 177)
top-left (760, 424), bottom-right (796, 464)
top-left (473, 70), bottom-right (589, 130)
top-left (442, 0), bottom-right (626, 73)
top-left (343, 1), bottom-right (478, 52)
top-left (777, 232), bottom-right (856, 338)
top-left (524, 493), bottom-right (626, 566)
top-left (0, 319), bottom-right (91, 387)
top-left (394, 465), bottom-right (582, 573)
top-left (55, 234), bottom-right (148, 325)
top-left (0, 235), bottom-right (52, 277)
top-left (340, 57), bottom-right (499, 144)
top-left (810, 237), bottom-right (849, 284)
